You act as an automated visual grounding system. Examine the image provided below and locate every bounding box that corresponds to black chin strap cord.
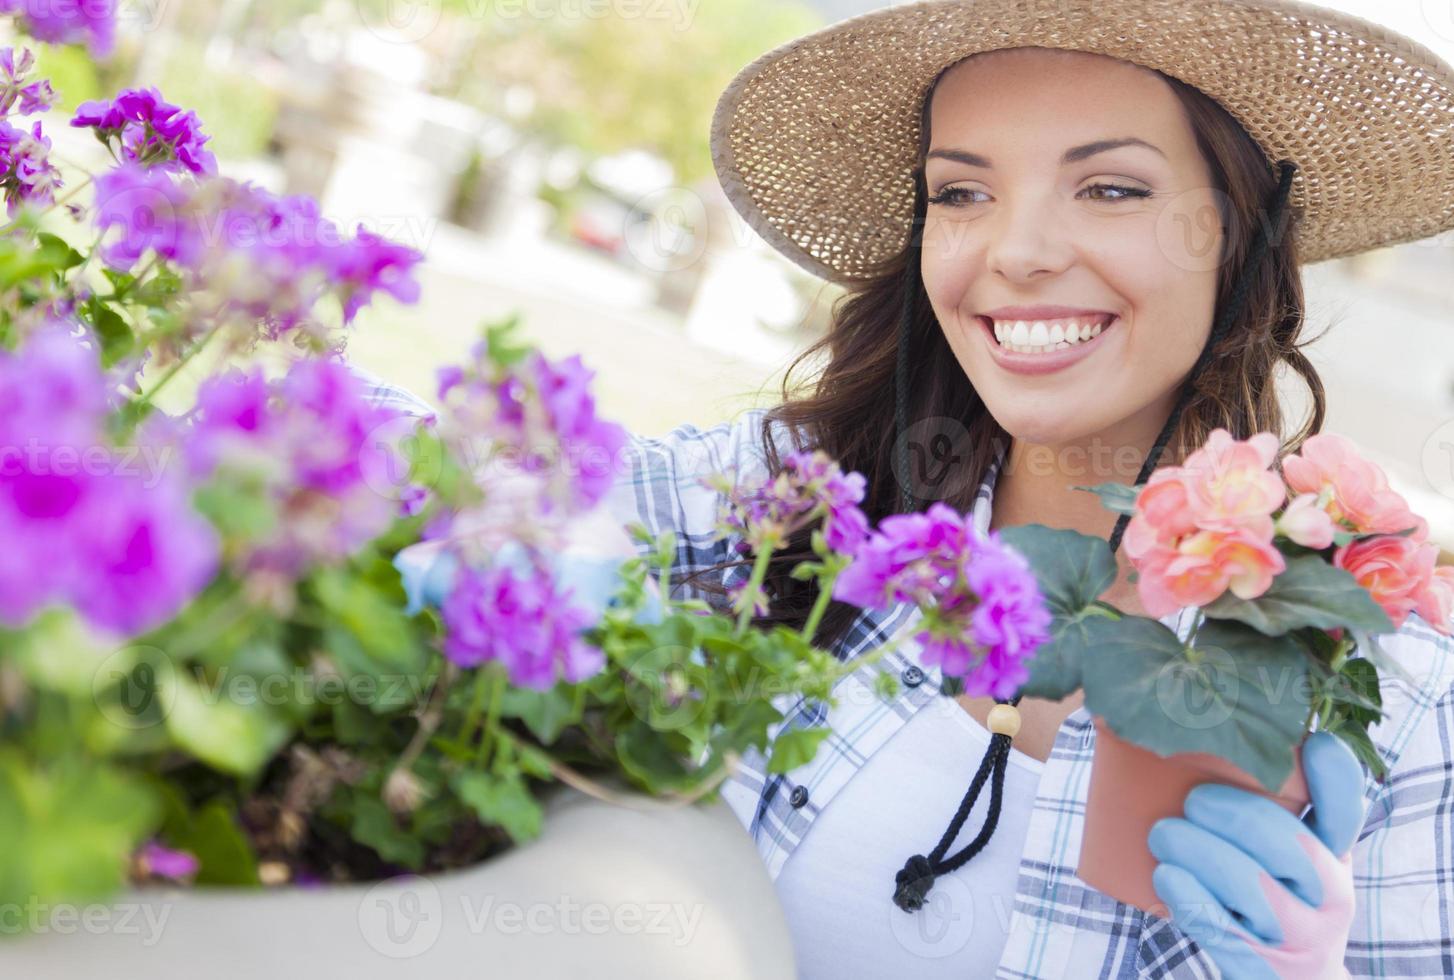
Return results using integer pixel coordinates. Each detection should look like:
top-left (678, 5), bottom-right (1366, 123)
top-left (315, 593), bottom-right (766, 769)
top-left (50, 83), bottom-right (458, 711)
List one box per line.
top-left (890, 160), bottom-right (1298, 914)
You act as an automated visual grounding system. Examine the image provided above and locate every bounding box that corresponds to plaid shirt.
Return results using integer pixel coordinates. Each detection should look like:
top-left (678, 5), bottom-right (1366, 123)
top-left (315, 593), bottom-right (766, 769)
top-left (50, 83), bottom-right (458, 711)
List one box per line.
top-left (364, 374), bottom-right (1454, 978)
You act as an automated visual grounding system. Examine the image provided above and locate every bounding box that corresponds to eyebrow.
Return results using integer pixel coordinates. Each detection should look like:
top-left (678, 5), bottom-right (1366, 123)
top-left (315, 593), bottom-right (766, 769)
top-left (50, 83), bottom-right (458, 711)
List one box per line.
top-left (925, 137), bottom-right (1167, 168)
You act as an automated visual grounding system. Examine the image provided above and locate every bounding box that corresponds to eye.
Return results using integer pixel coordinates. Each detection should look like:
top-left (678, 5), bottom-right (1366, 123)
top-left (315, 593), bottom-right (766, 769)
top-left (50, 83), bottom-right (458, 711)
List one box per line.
top-left (1079, 182), bottom-right (1153, 202)
top-left (926, 185), bottom-right (984, 208)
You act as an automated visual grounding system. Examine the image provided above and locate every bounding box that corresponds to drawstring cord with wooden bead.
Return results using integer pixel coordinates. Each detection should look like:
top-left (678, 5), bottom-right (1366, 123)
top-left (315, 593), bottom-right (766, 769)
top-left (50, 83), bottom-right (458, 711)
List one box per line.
top-left (892, 699), bottom-right (1022, 912)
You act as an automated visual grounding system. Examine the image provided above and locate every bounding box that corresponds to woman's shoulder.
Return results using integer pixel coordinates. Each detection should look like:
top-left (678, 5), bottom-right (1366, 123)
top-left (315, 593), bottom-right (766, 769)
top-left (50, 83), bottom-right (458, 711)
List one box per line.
top-left (623, 406), bottom-right (807, 482)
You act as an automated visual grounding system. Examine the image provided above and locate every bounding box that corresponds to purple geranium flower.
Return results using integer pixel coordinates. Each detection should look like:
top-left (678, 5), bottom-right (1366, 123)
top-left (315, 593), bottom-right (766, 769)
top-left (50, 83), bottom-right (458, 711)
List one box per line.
top-left (832, 503), bottom-right (1051, 695)
top-left (0, 324), bottom-right (218, 635)
top-left (712, 446), bottom-right (871, 556)
top-left (92, 164), bottom-right (201, 270)
top-left (439, 558), bottom-right (604, 689)
top-left (0, 47), bottom-right (56, 116)
top-left (89, 167), bottom-right (425, 337)
top-left (72, 87), bottom-right (217, 175)
top-left (329, 226), bottom-right (425, 323)
top-left (184, 360), bottom-right (411, 573)
top-left (440, 347), bottom-right (628, 517)
top-left (138, 841), bottom-right (199, 880)
top-left (0, 0), bottom-right (117, 57)
top-left (0, 117), bottom-right (60, 215)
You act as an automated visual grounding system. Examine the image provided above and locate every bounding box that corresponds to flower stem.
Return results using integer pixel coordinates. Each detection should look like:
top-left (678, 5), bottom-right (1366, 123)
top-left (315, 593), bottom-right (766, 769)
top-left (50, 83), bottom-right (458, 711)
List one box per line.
top-left (476, 661), bottom-right (506, 769)
top-left (1310, 635), bottom-right (1355, 731)
top-left (801, 566), bottom-right (839, 646)
top-left (132, 316), bottom-right (224, 413)
top-left (734, 541), bottom-right (775, 636)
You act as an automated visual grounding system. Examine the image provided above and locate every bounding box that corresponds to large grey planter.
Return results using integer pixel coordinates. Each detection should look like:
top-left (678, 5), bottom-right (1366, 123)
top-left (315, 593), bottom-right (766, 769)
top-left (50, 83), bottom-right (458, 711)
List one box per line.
top-left (0, 785), bottom-right (795, 979)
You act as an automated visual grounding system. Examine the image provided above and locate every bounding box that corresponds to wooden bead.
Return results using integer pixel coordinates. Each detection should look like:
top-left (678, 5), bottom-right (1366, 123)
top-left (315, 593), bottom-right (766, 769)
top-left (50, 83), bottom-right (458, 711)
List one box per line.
top-left (987, 703), bottom-right (1021, 738)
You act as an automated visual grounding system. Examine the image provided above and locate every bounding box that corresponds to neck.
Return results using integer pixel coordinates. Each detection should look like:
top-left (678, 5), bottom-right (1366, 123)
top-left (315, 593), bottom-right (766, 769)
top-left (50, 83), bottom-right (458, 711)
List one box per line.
top-left (987, 404), bottom-right (1183, 599)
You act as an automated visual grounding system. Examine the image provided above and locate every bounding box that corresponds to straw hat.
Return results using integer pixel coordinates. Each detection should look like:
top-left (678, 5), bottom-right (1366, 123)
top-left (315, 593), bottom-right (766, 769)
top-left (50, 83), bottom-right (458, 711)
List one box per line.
top-left (710, 0), bottom-right (1454, 285)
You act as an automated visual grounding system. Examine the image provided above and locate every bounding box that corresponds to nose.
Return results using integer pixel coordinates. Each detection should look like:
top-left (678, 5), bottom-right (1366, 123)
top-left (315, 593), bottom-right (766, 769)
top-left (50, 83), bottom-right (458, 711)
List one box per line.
top-left (983, 192), bottom-right (1075, 283)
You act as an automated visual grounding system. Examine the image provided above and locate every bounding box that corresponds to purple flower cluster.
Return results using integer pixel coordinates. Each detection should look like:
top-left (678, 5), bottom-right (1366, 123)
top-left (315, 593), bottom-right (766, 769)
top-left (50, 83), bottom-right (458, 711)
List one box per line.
top-left (714, 448), bottom-right (870, 555)
top-left (0, 116), bottom-right (60, 215)
top-left (0, 0), bottom-right (116, 57)
top-left (137, 841), bottom-right (199, 880)
top-left (438, 347), bottom-right (627, 515)
top-left (185, 359), bottom-right (414, 573)
top-left (0, 324), bottom-right (218, 635)
top-left (92, 165), bottom-right (424, 333)
top-left (72, 87), bottom-right (217, 175)
top-left (0, 48), bottom-right (55, 117)
top-left (0, 47), bottom-right (60, 217)
top-left (833, 503), bottom-right (1051, 697)
top-left (439, 559), bottom-right (604, 688)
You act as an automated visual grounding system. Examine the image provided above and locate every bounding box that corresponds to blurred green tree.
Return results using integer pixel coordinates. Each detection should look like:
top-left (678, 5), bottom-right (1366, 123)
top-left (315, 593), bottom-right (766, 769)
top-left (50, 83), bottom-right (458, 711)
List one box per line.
top-left (418, 0), bottom-right (822, 184)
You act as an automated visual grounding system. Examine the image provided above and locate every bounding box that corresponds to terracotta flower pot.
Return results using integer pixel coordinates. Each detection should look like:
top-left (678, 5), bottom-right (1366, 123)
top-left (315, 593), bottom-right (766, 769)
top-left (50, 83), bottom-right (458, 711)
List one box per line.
top-left (1077, 716), bottom-right (1310, 914)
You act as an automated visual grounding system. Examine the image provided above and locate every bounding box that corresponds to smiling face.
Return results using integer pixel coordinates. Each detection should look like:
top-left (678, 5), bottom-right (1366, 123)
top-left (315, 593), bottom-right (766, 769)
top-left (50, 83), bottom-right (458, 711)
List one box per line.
top-left (920, 47), bottom-right (1225, 461)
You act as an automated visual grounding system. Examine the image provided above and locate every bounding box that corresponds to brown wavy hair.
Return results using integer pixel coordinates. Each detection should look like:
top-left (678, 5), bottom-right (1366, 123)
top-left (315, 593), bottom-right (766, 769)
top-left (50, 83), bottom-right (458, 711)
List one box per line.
top-left (681, 57), bottom-right (1330, 656)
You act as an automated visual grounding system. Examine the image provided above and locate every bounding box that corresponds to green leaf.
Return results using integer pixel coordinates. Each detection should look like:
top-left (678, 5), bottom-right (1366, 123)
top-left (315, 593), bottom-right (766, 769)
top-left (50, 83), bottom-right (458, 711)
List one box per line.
top-left (1326, 656), bottom-right (1384, 727)
top-left (616, 720), bottom-right (692, 789)
top-left (512, 742), bottom-right (557, 780)
top-left (313, 569), bottom-right (423, 671)
top-left (36, 232), bottom-right (84, 270)
top-left (1071, 481), bottom-right (1141, 516)
top-left (452, 770), bottom-right (542, 844)
top-left (766, 725), bottom-right (832, 774)
top-left (1018, 609), bottom-right (1123, 700)
top-left (1082, 617), bottom-right (1311, 792)
top-left (349, 794), bottom-right (425, 868)
top-left (176, 801), bottom-right (260, 886)
top-left (499, 685), bottom-right (578, 744)
top-left (714, 698), bottom-right (782, 754)
top-left (0, 753), bottom-right (159, 914)
top-left (1201, 555), bottom-right (1394, 636)
top-left (164, 671), bottom-right (292, 777)
top-left (998, 524), bottom-right (1119, 614)
top-left (1323, 718), bottom-right (1388, 782)
top-left (84, 296), bottom-right (133, 368)
top-left (1331, 524), bottom-right (1421, 548)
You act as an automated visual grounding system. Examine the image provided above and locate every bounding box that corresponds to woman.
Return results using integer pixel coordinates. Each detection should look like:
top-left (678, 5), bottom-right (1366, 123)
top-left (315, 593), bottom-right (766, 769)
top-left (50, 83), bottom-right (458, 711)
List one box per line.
top-left (382, 1), bottom-right (1454, 976)
top-left (605, 2), bottom-right (1454, 977)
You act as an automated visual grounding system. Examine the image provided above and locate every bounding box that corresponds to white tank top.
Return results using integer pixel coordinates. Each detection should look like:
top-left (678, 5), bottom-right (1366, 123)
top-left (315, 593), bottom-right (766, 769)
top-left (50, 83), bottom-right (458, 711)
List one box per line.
top-left (774, 694), bottom-right (1044, 978)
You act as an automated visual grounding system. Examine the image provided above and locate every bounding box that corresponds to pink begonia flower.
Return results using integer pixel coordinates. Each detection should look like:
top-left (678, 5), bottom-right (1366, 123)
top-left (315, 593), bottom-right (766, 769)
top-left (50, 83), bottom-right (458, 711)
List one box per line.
top-left (1121, 429), bottom-right (1287, 618)
top-left (1335, 534), bottom-right (1448, 635)
top-left (1283, 431), bottom-right (1428, 539)
top-left (1416, 566), bottom-right (1454, 634)
top-left (1274, 492), bottom-right (1338, 550)
top-left (1178, 429), bottom-right (1286, 535)
top-left (1129, 525), bottom-right (1286, 619)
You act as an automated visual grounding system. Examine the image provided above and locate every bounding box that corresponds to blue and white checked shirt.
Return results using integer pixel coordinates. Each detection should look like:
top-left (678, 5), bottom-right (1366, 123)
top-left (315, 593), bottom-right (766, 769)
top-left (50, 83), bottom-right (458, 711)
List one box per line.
top-left (363, 371), bottom-right (1454, 978)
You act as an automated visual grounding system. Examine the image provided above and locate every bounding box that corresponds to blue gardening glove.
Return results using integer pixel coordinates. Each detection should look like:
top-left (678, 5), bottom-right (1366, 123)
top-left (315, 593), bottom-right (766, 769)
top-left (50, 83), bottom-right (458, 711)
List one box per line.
top-left (1148, 730), bottom-right (1366, 979)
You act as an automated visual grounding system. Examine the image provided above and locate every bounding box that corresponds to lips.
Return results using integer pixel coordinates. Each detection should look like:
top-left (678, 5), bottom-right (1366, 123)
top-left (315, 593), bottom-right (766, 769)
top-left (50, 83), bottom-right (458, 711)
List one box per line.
top-left (978, 314), bottom-right (1119, 376)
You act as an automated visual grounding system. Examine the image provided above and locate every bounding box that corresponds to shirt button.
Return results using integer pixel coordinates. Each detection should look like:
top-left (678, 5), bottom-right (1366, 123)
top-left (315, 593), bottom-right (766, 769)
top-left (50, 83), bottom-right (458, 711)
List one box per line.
top-left (902, 665), bottom-right (925, 688)
top-left (789, 785), bottom-right (810, 808)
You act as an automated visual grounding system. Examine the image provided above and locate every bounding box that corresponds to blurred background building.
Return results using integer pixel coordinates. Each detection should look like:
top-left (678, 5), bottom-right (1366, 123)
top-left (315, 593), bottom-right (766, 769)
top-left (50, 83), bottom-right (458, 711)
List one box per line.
top-left (24, 0), bottom-right (1454, 560)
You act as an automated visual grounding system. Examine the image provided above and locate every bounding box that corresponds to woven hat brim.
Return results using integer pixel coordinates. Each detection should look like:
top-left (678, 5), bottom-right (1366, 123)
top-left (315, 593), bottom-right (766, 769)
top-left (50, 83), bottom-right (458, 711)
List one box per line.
top-left (711, 0), bottom-right (1454, 284)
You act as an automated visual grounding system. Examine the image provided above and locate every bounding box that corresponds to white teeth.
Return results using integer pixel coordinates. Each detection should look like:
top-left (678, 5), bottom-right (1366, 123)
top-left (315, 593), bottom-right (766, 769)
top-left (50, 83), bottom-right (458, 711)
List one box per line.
top-left (990, 316), bottom-right (1111, 354)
